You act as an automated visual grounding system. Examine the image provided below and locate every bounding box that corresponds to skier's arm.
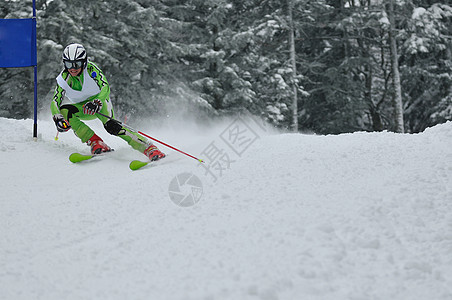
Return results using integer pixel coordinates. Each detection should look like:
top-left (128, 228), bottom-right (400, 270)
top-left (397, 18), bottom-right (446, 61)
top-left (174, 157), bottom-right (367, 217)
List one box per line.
top-left (50, 83), bottom-right (65, 115)
top-left (87, 62), bottom-right (110, 102)
top-left (51, 72), bottom-right (71, 132)
top-left (50, 71), bottom-right (71, 115)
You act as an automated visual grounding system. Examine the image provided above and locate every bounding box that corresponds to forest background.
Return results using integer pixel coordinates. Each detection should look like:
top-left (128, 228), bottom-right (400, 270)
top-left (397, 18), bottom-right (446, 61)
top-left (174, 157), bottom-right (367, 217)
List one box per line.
top-left (1, 0), bottom-right (451, 134)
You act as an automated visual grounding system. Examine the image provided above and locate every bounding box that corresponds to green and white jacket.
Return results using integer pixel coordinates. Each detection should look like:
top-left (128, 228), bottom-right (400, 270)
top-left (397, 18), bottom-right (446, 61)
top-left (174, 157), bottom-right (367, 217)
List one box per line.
top-left (50, 61), bottom-right (110, 115)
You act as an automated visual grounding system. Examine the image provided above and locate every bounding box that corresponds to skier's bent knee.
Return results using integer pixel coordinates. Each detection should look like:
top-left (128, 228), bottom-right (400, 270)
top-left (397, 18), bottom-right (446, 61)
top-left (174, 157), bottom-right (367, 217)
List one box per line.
top-left (104, 119), bottom-right (124, 136)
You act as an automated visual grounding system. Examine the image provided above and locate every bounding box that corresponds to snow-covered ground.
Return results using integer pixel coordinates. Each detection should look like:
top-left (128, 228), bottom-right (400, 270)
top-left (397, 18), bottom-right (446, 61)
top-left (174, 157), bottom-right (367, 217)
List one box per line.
top-left (0, 116), bottom-right (451, 300)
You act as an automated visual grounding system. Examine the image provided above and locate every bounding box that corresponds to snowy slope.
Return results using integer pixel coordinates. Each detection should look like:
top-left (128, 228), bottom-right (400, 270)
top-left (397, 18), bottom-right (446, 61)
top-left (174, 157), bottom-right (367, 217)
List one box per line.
top-left (0, 116), bottom-right (451, 300)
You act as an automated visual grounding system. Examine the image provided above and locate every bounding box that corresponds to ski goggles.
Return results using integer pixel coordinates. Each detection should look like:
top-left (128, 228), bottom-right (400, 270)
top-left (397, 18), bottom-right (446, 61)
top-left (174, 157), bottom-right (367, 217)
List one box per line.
top-left (63, 60), bottom-right (84, 69)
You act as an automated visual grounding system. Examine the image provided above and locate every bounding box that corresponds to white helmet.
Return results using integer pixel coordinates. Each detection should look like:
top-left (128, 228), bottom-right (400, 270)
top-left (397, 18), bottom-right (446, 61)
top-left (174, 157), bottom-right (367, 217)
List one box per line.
top-left (62, 43), bottom-right (87, 70)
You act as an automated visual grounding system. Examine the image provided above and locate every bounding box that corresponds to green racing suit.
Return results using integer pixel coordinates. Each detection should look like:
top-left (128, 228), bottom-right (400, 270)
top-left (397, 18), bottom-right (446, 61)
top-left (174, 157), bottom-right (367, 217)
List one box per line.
top-left (51, 61), bottom-right (150, 153)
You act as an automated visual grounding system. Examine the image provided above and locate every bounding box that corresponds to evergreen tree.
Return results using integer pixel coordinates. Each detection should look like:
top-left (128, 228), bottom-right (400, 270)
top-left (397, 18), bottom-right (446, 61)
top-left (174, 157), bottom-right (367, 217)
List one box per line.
top-left (399, 2), bottom-right (452, 132)
top-left (0, 0), bottom-right (450, 134)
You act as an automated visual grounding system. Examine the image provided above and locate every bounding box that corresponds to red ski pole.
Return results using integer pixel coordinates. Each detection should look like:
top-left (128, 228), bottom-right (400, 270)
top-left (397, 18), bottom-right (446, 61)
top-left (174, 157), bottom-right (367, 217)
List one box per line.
top-left (97, 112), bottom-right (204, 163)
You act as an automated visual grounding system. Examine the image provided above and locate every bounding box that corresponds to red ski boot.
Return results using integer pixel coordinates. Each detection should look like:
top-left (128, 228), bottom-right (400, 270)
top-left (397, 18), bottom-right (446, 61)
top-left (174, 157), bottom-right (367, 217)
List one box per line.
top-left (144, 144), bottom-right (166, 161)
top-left (87, 134), bottom-right (112, 154)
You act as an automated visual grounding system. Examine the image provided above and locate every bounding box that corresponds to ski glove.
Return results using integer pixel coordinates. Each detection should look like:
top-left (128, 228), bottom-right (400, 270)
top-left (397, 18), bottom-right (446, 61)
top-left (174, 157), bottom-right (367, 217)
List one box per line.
top-left (83, 99), bottom-right (102, 115)
top-left (53, 114), bottom-right (71, 132)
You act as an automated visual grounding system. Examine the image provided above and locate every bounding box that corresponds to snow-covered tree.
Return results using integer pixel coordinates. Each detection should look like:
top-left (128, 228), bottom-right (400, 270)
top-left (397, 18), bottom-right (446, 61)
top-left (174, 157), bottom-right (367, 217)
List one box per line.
top-left (0, 0), bottom-right (449, 134)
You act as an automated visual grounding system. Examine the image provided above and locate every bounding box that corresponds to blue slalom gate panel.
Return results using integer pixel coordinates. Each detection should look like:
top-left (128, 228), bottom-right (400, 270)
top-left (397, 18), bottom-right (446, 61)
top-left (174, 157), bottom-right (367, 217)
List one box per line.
top-left (0, 18), bottom-right (37, 68)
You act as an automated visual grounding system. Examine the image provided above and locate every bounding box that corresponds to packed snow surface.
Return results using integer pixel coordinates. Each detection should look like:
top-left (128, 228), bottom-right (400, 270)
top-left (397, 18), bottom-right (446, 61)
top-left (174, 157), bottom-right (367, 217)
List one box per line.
top-left (0, 116), bottom-right (451, 300)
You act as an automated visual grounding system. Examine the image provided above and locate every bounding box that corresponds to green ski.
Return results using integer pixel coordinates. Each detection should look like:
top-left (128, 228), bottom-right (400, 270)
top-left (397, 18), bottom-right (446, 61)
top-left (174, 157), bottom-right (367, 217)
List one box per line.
top-left (69, 150), bottom-right (114, 163)
top-left (69, 151), bottom-right (167, 170)
top-left (129, 155), bottom-right (170, 171)
top-left (129, 160), bottom-right (150, 171)
top-left (69, 152), bottom-right (96, 163)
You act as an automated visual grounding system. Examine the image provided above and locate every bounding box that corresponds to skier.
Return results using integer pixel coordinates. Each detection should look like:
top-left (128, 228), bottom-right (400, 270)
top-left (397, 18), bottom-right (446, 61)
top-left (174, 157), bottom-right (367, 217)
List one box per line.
top-left (51, 43), bottom-right (166, 161)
